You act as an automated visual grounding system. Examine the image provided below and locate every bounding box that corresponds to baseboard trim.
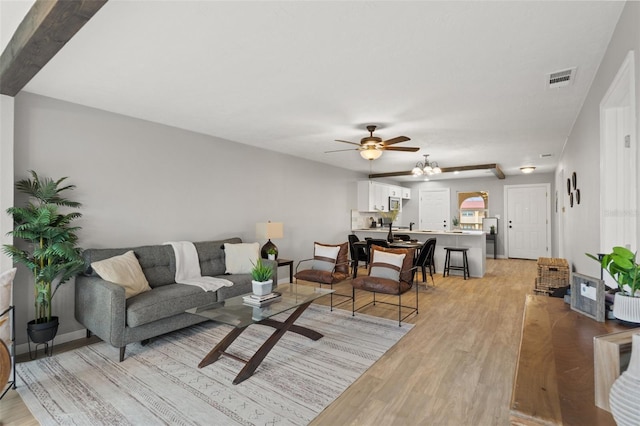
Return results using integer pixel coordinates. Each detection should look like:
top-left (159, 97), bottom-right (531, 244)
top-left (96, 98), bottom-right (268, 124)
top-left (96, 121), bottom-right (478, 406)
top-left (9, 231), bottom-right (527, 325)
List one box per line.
top-left (16, 328), bottom-right (87, 356)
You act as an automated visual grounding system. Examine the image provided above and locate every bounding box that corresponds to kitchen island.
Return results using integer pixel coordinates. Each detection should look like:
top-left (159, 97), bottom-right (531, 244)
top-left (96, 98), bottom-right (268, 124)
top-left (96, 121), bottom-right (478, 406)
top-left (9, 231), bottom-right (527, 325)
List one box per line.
top-left (352, 229), bottom-right (486, 278)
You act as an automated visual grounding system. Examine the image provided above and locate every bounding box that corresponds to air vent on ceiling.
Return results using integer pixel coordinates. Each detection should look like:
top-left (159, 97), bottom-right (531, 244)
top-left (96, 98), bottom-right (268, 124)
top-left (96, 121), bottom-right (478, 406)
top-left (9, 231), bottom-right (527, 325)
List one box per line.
top-left (547, 68), bottom-right (576, 89)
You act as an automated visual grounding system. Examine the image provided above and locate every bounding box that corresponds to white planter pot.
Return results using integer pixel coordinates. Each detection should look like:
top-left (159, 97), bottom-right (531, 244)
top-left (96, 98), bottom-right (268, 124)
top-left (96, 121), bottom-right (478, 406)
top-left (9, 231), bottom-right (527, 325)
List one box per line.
top-left (252, 279), bottom-right (273, 296)
top-left (268, 254), bottom-right (276, 260)
top-left (609, 333), bottom-right (640, 426)
top-left (613, 293), bottom-right (640, 324)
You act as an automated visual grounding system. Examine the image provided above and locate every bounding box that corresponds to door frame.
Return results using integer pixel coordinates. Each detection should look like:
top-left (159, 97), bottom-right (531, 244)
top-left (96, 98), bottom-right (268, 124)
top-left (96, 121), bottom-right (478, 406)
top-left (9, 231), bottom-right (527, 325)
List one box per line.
top-left (599, 50), bottom-right (637, 256)
top-left (503, 183), bottom-right (551, 259)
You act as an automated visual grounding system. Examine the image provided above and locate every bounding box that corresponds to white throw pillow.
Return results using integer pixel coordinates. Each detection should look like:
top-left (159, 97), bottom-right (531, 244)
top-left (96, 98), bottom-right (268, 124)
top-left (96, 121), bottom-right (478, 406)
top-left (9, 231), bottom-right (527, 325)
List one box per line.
top-left (312, 244), bottom-right (341, 271)
top-left (370, 250), bottom-right (406, 281)
top-left (91, 251), bottom-right (151, 298)
top-left (224, 242), bottom-right (259, 274)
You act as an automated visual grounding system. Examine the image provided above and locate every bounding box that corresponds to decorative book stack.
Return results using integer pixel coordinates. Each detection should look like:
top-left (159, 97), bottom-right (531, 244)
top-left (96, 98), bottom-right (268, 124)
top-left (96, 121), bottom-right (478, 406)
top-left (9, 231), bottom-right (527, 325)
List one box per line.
top-left (242, 292), bottom-right (282, 307)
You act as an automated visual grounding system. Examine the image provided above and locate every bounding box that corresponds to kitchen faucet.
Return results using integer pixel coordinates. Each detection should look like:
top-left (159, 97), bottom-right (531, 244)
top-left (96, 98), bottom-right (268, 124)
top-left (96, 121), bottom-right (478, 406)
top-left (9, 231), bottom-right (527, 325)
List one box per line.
top-left (410, 222), bottom-right (415, 231)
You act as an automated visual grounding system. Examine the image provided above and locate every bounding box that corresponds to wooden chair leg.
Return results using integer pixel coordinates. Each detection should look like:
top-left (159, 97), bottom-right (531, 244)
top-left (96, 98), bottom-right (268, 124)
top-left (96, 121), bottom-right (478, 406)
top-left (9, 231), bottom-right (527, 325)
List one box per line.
top-left (119, 346), bottom-right (126, 362)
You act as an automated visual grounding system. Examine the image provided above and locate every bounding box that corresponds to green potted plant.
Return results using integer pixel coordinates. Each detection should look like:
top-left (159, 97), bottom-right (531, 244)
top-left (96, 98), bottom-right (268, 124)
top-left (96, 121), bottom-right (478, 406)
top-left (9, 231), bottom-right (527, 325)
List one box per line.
top-left (452, 216), bottom-right (460, 229)
top-left (2, 171), bottom-right (84, 344)
top-left (266, 247), bottom-right (277, 260)
top-left (587, 246), bottom-right (640, 323)
top-left (251, 257), bottom-right (274, 296)
top-left (490, 225), bottom-right (496, 235)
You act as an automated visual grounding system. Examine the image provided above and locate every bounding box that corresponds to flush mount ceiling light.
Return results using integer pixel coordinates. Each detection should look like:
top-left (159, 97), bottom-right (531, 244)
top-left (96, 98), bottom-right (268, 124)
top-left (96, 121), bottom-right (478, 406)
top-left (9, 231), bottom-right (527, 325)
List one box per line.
top-left (412, 154), bottom-right (442, 176)
top-left (520, 166), bottom-right (536, 174)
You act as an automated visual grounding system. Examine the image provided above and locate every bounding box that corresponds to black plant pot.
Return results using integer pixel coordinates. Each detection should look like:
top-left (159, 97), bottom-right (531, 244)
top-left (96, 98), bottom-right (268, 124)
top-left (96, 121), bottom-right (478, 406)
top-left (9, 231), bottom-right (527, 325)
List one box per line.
top-left (27, 316), bottom-right (59, 344)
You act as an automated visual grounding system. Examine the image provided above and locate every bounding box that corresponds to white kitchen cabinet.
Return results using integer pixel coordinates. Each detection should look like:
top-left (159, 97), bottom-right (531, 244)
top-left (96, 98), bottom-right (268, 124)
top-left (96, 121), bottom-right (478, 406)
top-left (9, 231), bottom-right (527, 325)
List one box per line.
top-left (388, 185), bottom-right (402, 198)
top-left (402, 187), bottom-right (411, 199)
top-left (357, 181), bottom-right (389, 212)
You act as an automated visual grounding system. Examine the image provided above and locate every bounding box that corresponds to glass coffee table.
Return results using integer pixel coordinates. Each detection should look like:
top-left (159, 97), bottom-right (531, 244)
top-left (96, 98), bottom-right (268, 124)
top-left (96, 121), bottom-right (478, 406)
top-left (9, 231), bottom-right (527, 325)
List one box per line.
top-left (186, 283), bottom-right (333, 384)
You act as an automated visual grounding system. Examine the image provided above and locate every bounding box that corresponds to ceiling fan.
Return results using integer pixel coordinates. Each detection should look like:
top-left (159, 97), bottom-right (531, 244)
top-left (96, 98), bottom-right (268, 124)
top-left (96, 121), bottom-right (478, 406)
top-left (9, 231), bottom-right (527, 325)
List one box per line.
top-left (326, 125), bottom-right (419, 160)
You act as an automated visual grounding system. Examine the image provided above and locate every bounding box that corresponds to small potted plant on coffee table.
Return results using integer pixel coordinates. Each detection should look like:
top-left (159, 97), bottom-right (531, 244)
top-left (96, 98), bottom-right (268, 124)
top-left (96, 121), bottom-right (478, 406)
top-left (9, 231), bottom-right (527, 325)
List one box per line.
top-left (251, 258), bottom-right (274, 296)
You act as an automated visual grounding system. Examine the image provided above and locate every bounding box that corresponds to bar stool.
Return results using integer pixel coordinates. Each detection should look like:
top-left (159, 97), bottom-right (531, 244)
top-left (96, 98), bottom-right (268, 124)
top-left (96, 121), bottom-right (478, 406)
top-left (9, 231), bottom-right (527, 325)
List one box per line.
top-left (443, 247), bottom-right (470, 279)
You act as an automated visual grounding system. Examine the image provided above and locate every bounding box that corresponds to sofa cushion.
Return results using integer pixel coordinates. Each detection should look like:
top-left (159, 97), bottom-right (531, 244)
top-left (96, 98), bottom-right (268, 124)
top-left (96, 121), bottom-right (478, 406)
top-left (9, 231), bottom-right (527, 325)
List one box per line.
top-left (91, 251), bottom-right (152, 298)
top-left (83, 245), bottom-right (175, 288)
top-left (223, 242), bottom-right (259, 274)
top-left (126, 283), bottom-right (219, 328)
top-left (194, 238), bottom-right (242, 276)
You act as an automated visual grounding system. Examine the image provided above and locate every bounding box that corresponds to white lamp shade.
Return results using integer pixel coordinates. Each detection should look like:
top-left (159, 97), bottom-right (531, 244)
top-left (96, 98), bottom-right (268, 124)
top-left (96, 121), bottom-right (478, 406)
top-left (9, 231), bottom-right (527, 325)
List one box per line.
top-left (256, 222), bottom-right (284, 239)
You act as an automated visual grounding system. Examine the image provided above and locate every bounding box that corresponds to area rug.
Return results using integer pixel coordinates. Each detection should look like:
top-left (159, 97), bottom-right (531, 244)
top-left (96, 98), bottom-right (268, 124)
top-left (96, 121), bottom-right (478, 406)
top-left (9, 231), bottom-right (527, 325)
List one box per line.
top-left (16, 305), bottom-right (412, 425)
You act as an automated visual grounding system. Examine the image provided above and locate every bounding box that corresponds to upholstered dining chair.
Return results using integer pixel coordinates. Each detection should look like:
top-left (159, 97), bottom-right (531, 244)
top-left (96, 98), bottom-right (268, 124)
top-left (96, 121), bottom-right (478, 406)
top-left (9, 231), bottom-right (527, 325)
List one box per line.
top-left (351, 245), bottom-right (418, 326)
top-left (294, 241), bottom-right (351, 311)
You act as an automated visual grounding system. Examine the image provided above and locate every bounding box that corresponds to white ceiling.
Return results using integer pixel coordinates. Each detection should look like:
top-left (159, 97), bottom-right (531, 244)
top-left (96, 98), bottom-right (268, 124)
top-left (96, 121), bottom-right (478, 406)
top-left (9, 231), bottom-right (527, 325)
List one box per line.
top-left (1, 1), bottom-right (626, 181)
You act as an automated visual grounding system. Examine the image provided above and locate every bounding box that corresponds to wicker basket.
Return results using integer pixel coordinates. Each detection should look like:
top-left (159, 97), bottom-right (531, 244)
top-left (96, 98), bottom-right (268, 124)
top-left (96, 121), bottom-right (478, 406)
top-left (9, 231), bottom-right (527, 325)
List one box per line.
top-left (534, 257), bottom-right (569, 296)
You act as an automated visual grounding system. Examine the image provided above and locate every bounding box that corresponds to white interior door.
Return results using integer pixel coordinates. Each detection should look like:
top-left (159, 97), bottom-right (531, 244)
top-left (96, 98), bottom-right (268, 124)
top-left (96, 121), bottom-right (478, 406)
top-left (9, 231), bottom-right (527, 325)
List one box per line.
top-left (505, 184), bottom-right (550, 260)
top-left (419, 188), bottom-right (450, 231)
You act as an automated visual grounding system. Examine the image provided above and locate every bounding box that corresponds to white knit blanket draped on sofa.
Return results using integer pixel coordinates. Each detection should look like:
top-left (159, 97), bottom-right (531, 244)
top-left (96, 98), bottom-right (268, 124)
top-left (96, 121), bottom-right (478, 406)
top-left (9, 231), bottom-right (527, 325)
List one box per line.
top-left (165, 241), bottom-right (233, 292)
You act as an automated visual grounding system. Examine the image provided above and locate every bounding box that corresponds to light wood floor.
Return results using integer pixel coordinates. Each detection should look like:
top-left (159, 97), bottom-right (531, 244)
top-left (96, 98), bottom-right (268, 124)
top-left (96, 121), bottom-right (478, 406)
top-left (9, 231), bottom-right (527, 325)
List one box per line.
top-left (0, 258), bottom-right (536, 425)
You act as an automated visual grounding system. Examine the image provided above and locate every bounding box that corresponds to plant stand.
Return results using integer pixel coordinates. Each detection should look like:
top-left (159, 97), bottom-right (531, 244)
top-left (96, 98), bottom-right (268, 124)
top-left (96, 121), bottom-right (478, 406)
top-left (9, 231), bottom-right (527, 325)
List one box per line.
top-left (28, 338), bottom-right (55, 360)
top-left (0, 305), bottom-right (16, 399)
top-left (27, 316), bottom-right (59, 360)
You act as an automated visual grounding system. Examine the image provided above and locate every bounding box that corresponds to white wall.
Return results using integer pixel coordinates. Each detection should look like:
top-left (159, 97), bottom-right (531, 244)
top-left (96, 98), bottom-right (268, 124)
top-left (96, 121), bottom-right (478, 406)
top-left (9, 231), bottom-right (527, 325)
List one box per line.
top-left (0, 95), bottom-right (14, 275)
top-left (9, 92), bottom-right (364, 345)
top-left (558, 1), bottom-right (640, 278)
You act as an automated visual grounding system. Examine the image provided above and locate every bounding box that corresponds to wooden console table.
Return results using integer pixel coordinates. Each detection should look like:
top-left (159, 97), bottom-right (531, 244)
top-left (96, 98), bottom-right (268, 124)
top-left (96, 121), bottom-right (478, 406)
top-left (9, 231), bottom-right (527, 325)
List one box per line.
top-left (510, 294), bottom-right (630, 425)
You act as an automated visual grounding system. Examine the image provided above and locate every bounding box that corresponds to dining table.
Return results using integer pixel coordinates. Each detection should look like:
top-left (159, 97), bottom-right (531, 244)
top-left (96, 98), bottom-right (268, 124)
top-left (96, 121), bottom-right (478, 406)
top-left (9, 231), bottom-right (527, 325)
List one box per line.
top-left (353, 240), bottom-right (424, 263)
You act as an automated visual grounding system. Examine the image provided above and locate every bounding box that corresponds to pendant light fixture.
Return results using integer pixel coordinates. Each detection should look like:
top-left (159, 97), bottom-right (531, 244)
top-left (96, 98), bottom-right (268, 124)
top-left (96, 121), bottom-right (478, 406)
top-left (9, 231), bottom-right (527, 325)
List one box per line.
top-left (411, 154), bottom-right (442, 176)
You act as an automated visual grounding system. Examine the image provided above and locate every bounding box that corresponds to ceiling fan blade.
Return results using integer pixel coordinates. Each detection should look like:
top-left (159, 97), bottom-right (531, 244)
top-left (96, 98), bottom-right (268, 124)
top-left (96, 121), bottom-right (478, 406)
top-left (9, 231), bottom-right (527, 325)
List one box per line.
top-left (325, 148), bottom-right (359, 153)
top-left (334, 139), bottom-right (362, 147)
top-left (382, 146), bottom-right (420, 152)
top-left (382, 136), bottom-right (410, 146)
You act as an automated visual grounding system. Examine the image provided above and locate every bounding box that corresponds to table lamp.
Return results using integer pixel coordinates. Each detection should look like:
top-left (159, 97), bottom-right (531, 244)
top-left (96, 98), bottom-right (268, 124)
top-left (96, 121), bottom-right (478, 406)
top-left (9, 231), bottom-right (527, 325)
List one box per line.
top-left (256, 221), bottom-right (283, 259)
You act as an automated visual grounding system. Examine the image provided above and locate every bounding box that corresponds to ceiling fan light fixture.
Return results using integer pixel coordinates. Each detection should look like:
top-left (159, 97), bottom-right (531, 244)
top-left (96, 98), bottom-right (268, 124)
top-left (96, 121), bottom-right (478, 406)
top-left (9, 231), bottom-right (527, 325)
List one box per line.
top-left (360, 147), bottom-right (382, 160)
top-left (520, 166), bottom-right (536, 174)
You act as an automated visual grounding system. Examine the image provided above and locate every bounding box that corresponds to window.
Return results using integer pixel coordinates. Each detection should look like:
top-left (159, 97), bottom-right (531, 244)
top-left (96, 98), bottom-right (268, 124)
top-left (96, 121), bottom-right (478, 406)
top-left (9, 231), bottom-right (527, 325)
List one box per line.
top-left (457, 191), bottom-right (488, 230)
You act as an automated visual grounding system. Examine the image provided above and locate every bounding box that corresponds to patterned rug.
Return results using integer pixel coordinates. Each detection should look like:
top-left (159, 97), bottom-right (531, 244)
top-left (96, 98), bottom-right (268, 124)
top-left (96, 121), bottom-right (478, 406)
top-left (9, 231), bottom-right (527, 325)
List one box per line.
top-left (16, 305), bottom-right (412, 425)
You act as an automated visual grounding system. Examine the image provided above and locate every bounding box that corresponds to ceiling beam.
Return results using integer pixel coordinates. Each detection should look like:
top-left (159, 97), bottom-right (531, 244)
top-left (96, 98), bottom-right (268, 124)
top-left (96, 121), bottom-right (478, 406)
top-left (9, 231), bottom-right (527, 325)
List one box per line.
top-left (369, 163), bottom-right (506, 179)
top-left (0, 0), bottom-right (108, 96)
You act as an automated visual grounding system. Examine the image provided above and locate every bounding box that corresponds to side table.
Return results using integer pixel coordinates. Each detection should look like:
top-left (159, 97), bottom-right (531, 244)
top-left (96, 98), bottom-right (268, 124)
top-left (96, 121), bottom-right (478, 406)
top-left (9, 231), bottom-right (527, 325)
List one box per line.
top-left (277, 258), bottom-right (293, 283)
top-left (486, 233), bottom-right (497, 259)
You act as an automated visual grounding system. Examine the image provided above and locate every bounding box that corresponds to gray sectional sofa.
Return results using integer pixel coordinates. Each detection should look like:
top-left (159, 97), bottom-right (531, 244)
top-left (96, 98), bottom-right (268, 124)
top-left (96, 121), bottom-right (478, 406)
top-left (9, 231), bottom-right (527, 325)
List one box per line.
top-left (75, 237), bottom-right (277, 361)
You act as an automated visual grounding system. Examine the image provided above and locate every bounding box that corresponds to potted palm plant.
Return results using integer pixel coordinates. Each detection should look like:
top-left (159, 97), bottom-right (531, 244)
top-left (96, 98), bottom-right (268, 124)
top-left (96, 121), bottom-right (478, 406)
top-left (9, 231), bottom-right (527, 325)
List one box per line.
top-left (2, 171), bottom-right (84, 345)
top-left (587, 246), bottom-right (640, 323)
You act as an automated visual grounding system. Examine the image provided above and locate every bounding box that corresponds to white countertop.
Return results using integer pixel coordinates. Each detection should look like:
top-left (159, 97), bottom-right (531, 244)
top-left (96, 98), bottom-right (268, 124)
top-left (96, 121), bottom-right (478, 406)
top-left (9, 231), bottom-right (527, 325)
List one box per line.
top-left (353, 228), bottom-right (485, 236)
